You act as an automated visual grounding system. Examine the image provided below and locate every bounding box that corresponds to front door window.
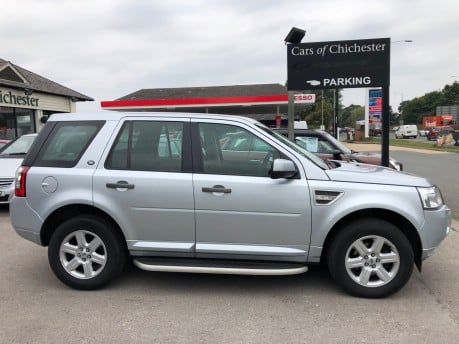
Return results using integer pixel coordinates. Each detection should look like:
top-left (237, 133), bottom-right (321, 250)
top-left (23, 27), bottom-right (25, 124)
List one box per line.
top-left (198, 123), bottom-right (280, 177)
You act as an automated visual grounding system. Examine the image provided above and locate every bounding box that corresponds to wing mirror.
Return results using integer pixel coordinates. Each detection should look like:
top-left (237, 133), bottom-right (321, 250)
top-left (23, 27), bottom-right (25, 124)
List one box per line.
top-left (270, 159), bottom-right (297, 179)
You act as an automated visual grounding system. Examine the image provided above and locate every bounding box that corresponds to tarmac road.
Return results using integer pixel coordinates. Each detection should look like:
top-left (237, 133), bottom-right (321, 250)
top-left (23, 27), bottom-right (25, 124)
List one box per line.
top-left (1, 143), bottom-right (458, 343)
top-left (1, 206), bottom-right (459, 344)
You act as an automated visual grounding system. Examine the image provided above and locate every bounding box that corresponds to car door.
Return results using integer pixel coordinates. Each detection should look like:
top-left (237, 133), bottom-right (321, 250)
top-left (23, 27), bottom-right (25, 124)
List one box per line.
top-left (192, 119), bottom-right (311, 261)
top-left (93, 117), bottom-right (195, 255)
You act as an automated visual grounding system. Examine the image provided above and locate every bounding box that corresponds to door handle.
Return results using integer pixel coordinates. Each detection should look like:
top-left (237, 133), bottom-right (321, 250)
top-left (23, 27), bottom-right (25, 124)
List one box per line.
top-left (106, 181), bottom-right (135, 189)
top-left (202, 185), bottom-right (232, 194)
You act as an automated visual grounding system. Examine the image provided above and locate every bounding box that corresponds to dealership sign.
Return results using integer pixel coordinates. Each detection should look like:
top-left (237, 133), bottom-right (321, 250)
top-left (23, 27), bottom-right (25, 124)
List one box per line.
top-left (0, 88), bottom-right (39, 107)
top-left (287, 38), bottom-right (390, 90)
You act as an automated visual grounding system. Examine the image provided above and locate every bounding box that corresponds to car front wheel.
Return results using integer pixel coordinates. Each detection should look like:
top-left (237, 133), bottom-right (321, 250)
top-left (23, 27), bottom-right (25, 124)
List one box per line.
top-left (327, 219), bottom-right (414, 298)
top-left (48, 215), bottom-right (126, 290)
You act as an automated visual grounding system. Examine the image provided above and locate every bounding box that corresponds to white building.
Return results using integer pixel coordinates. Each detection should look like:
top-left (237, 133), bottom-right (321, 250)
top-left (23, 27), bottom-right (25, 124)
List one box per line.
top-left (0, 58), bottom-right (93, 140)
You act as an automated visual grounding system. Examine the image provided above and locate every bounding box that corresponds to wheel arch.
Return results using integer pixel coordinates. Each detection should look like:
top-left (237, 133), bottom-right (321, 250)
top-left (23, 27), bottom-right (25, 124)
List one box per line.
top-left (40, 204), bottom-right (127, 249)
top-left (321, 208), bottom-right (423, 270)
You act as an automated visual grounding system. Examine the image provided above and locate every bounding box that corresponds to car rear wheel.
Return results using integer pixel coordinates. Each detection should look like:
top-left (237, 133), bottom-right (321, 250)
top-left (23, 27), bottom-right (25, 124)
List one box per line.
top-left (327, 219), bottom-right (414, 298)
top-left (48, 215), bottom-right (126, 290)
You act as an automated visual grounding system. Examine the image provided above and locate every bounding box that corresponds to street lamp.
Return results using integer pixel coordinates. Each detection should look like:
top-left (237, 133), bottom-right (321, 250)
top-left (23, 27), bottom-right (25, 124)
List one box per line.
top-left (284, 27), bottom-right (306, 44)
top-left (394, 92), bottom-right (404, 125)
top-left (391, 40), bottom-right (412, 125)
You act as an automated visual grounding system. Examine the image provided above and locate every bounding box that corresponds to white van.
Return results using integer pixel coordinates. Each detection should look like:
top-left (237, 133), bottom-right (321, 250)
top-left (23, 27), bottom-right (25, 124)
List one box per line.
top-left (395, 124), bottom-right (418, 139)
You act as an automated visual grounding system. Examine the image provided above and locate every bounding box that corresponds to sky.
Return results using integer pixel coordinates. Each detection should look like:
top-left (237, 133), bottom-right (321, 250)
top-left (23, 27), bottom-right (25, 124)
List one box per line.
top-left (2, 0), bottom-right (459, 113)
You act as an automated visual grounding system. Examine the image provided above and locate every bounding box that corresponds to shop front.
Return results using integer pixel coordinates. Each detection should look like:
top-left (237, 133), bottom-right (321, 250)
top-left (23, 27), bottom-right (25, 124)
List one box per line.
top-left (0, 106), bottom-right (35, 139)
top-left (0, 58), bottom-right (93, 140)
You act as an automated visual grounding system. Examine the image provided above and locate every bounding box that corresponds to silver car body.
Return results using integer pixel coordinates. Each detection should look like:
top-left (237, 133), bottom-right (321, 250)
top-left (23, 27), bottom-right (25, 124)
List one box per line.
top-left (10, 112), bottom-right (451, 269)
top-left (10, 112), bottom-right (451, 298)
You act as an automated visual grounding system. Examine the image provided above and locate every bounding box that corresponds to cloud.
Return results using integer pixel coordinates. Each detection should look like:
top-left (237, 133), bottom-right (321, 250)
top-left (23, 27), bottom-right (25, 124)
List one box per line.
top-left (1, 0), bottom-right (458, 113)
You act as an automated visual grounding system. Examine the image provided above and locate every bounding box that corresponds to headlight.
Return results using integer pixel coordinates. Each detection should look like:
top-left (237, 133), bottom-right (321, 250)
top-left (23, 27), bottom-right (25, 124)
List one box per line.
top-left (417, 186), bottom-right (444, 209)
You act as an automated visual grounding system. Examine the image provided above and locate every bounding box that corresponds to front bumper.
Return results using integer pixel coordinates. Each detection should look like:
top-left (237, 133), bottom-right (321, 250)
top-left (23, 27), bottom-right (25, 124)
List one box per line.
top-left (0, 184), bottom-right (13, 204)
top-left (420, 205), bottom-right (451, 260)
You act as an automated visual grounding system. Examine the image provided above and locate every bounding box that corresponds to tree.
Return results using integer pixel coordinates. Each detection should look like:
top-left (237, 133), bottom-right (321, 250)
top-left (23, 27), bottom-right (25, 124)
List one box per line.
top-left (401, 82), bottom-right (459, 124)
top-left (440, 82), bottom-right (459, 104)
top-left (389, 106), bottom-right (399, 126)
top-left (341, 104), bottom-right (364, 127)
top-left (297, 89), bottom-right (342, 129)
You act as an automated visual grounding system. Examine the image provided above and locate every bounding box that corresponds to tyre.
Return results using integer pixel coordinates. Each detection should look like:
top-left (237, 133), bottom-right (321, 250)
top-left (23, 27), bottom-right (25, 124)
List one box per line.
top-left (327, 219), bottom-right (414, 298)
top-left (48, 215), bottom-right (126, 290)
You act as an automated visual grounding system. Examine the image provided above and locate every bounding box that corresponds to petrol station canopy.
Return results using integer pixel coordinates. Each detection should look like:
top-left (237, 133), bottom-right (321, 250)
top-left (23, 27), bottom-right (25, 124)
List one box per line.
top-left (101, 83), bottom-right (314, 121)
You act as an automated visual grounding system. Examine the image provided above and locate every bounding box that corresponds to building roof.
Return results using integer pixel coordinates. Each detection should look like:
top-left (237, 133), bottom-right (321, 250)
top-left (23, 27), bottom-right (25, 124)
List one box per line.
top-left (0, 58), bottom-right (93, 101)
top-left (101, 83), bottom-right (315, 120)
top-left (118, 83), bottom-right (288, 100)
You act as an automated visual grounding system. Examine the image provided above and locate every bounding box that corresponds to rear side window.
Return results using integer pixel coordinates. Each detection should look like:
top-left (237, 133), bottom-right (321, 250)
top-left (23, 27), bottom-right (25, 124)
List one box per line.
top-left (105, 121), bottom-right (184, 172)
top-left (34, 121), bottom-right (104, 167)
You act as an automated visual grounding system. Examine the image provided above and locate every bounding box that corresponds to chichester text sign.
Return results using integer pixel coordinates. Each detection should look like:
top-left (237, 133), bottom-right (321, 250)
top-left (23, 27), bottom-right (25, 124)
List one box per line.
top-left (287, 38), bottom-right (390, 90)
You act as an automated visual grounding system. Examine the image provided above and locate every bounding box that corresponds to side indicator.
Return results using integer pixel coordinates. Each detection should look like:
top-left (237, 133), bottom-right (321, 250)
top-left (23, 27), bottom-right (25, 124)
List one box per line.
top-left (314, 190), bottom-right (343, 205)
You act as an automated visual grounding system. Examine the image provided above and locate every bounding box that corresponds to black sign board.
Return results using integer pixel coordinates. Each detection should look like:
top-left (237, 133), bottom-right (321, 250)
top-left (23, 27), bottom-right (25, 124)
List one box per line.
top-left (287, 38), bottom-right (390, 90)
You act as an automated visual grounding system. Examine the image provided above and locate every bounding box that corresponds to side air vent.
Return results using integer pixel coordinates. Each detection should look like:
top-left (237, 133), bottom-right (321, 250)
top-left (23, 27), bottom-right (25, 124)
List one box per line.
top-left (314, 190), bottom-right (343, 205)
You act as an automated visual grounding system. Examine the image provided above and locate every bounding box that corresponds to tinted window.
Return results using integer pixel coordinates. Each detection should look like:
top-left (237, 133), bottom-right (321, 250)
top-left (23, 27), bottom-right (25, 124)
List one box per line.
top-left (106, 121), bottom-right (183, 172)
top-left (198, 123), bottom-right (280, 177)
top-left (35, 121), bottom-right (104, 167)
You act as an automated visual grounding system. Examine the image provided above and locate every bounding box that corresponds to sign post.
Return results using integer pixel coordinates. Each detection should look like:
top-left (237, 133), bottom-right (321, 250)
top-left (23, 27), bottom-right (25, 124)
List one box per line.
top-left (287, 37), bottom-right (391, 167)
top-left (287, 91), bottom-right (294, 141)
top-left (381, 86), bottom-right (390, 168)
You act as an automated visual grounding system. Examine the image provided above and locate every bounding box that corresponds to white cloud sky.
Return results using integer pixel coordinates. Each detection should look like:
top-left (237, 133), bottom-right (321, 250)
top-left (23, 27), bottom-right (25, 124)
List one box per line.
top-left (2, 0), bottom-right (458, 112)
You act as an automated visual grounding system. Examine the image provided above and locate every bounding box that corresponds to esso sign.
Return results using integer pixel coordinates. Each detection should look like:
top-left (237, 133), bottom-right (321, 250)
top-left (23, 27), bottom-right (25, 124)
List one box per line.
top-left (294, 93), bottom-right (316, 104)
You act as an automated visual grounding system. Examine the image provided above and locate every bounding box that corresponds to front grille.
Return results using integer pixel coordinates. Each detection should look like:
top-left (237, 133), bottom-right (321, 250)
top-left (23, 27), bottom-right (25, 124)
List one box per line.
top-left (0, 178), bottom-right (14, 188)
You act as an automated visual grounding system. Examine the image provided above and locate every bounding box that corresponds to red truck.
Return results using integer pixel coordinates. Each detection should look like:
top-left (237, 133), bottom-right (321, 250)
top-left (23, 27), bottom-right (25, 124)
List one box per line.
top-left (422, 115), bottom-right (454, 129)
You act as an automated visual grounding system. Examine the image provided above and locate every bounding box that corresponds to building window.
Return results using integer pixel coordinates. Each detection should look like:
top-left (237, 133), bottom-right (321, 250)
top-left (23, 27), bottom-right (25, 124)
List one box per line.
top-left (0, 106), bottom-right (35, 139)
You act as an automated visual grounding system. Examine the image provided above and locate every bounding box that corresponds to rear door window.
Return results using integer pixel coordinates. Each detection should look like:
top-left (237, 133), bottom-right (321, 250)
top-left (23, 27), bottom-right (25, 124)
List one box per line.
top-left (105, 121), bottom-right (184, 172)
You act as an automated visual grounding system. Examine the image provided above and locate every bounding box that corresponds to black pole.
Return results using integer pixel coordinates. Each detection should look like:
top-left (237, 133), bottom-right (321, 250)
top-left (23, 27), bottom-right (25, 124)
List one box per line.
top-left (334, 88), bottom-right (339, 137)
top-left (381, 86), bottom-right (390, 167)
top-left (287, 91), bottom-right (295, 141)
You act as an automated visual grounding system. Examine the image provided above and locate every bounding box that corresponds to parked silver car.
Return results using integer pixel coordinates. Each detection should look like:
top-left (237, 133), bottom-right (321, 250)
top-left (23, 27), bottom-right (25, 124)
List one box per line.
top-left (0, 133), bottom-right (37, 203)
top-left (10, 112), bottom-right (451, 298)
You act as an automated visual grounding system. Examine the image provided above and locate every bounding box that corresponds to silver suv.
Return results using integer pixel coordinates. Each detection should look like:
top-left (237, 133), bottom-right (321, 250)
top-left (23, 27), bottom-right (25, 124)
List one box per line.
top-left (10, 112), bottom-right (451, 298)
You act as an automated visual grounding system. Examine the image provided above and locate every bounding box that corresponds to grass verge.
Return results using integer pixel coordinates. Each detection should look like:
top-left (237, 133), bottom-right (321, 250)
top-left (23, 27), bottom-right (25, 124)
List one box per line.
top-left (368, 138), bottom-right (459, 153)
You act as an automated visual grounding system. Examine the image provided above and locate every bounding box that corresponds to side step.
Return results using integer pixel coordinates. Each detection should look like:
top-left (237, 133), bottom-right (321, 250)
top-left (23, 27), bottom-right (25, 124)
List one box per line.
top-left (133, 257), bottom-right (308, 276)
